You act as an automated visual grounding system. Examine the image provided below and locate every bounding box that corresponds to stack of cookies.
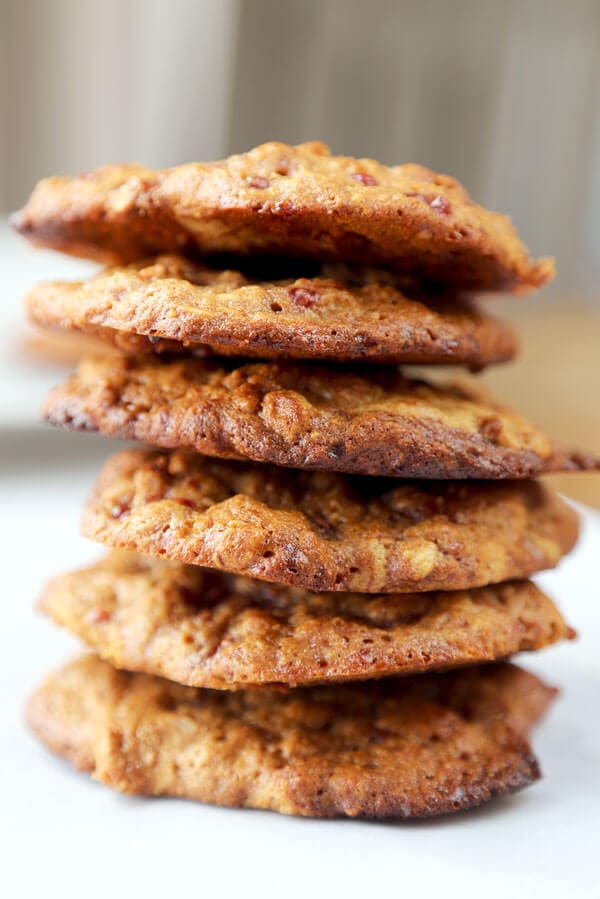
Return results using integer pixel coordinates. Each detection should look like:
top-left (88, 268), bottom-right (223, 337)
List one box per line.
top-left (15, 142), bottom-right (596, 819)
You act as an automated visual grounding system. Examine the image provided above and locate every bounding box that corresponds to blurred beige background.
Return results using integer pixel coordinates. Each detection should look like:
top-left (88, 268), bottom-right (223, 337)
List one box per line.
top-left (3, 0), bottom-right (600, 295)
top-left (1, 0), bottom-right (599, 502)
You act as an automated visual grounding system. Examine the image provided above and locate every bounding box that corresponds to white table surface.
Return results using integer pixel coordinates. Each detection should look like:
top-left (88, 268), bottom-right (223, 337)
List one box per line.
top-left (1, 226), bottom-right (599, 899)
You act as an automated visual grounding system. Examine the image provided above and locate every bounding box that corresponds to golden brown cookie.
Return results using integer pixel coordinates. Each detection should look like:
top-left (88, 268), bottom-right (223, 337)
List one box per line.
top-left (39, 552), bottom-right (574, 689)
top-left (26, 655), bottom-right (554, 818)
top-left (13, 142), bottom-right (553, 291)
top-left (44, 355), bottom-right (597, 480)
top-left (25, 256), bottom-right (517, 367)
top-left (81, 449), bottom-right (579, 593)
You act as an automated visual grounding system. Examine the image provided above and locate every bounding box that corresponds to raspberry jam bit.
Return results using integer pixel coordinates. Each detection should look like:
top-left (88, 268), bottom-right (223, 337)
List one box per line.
top-left (407, 192), bottom-right (451, 215)
top-left (87, 607), bottom-right (112, 625)
top-left (173, 497), bottom-right (197, 509)
top-left (289, 286), bottom-right (320, 308)
top-left (430, 194), bottom-right (451, 215)
top-left (352, 172), bottom-right (378, 186)
top-left (110, 501), bottom-right (130, 519)
top-left (246, 176), bottom-right (269, 189)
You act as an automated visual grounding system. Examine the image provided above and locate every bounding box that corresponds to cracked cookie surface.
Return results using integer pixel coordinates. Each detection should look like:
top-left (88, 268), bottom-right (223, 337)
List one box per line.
top-left (43, 355), bottom-right (597, 479)
top-left (81, 449), bottom-right (579, 592)
top-left (14, 142), bottom-right (552, 291)
top-left (26, 255), bottom-right (517, 367)
top-left (40, 552), bottom-right (574, 689)
top-left (26, 655), bottom-right (554, 818)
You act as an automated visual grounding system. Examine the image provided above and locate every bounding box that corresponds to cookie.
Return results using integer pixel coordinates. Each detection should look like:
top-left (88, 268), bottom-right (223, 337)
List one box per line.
top-left (39, 552), bottom-right (574, 689)
top-left (13, 142), bottom-right (553, 291)
top-left (81, 449), bottom-right (579, 592)
top-left (26, 655), bottom-right (554, 818)
top-left (26, 256), bottom-right (517, 367)
top-left (44, 355), bottom-right (597, 480)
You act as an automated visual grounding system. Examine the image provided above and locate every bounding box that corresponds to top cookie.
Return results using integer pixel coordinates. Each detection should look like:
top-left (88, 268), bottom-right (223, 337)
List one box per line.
top-left (13, 142), bottom-right (553, 291)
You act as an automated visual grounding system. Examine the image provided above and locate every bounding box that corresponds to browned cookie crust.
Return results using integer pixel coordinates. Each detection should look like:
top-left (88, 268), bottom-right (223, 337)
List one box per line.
top-left (25, 256), bottom-right (517, 367)
top-left (40, 552), bottom-right (574, 689)
top-left (81, 450), bottom-right (579, 593)
top-left (43, 355), bottom-right (597, 480)
top-left (13, 142), bottom-right (553, 291)
top-left (26, 655), bottom-right (554, 818)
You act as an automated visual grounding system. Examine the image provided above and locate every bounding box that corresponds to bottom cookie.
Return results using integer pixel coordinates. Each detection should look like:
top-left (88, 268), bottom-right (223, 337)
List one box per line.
top-left (27, 655), bottom-right (554, 818)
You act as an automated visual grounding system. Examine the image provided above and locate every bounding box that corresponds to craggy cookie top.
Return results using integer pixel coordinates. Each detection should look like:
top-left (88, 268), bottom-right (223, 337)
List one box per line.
top-left (44, 355), bottom-right (597, 479)
top-left (26, 655), bottom-right (553, 817)
top-left (26, 255), bottom-right (517, 367)
top-left (14, 142), bottom-right (553, 291)
top-left (40, 552), bottom-right (574, 689)
top-left (81, 449), bottom-right (579, 593)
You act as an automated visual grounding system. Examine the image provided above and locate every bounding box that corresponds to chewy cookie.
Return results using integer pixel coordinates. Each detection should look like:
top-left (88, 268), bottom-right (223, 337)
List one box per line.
top-left (40, 552), bottom-right (574, 689)
top-left (26, 256), bottom-right (517, 367)
top-left (14, 142), bottom-right (553, 291)
top-left (43, 355), bottom-right (597, 480)
top-left (81, 449), bottom-right (579, 593)
top-left (26, 655), bottom-right (554, 818)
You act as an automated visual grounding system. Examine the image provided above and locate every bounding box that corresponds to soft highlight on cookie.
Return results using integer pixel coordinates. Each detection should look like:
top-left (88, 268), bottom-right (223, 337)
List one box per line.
top-left (14, 142), bottom-right (553, 290)
top-left (26, 655), bottom-right (555, 818)
top-left (81, 449), bottom-right (579, 593)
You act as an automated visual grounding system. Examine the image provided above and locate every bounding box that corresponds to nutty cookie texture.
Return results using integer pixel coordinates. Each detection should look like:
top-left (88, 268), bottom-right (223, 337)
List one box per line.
top-left (39, 552), bottom-right (574, 689)
top-left (25, 256), bottom-right (517, 367)
top-left (14, 142), bottom-right (553, 291)
top-left (81, 449), bottom-right (579, 593)
top-left (26, 655), bottom-right (554, 818)
top-left (44, 355), bottom-right (597, 479)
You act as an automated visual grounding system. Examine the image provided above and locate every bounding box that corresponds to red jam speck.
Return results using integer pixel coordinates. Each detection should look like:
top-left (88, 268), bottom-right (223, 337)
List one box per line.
top-left (407, 192), bottom-right (451, 214)
top-left (247, 176), bottom-right (269, 189)
top-left (88, 608), bottom-right (112, 625)
top-left (352, 172), bottom-right (378, 186)
top-left (110, 501), bottom-right (130, 519)
top-left (430, 194), bottom-right (451, 215)
top-left (290, 286), bottom-right (321, 308)
top-left (174, 497), bottom-right (197, 509)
